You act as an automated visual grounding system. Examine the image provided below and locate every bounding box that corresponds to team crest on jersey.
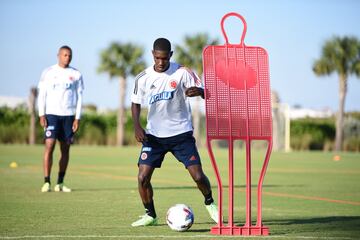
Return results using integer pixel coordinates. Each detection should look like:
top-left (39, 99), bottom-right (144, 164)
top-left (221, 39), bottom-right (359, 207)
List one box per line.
top-left (69, 76), bottom-right (75, 81)
top-left (170, 80), bottom-right (177, 89)
top-left (141, 152), bottom-right (148, 160)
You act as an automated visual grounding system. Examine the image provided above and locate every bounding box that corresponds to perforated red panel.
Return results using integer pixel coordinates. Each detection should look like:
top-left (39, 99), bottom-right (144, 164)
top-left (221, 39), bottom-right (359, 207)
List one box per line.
top-left (204, 13), bottom-right (272, 236)
top-left (203, 45), bottom-right (272, 139)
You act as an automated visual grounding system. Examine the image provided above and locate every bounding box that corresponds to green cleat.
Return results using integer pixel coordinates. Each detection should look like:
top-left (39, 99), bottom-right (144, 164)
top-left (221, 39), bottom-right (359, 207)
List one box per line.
top-left (131, 214), bottom-right (158, 227)
top-left (54, 184), bottom-right (71, 192)
top-left (205, 203), bottom-right (219, 223)
top-left (41, 182), bottom-right (51, 192)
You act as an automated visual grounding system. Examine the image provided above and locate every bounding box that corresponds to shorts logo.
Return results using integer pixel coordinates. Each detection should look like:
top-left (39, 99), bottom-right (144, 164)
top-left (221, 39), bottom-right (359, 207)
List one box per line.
top-left (141, 152), bottom-right (148, 160)
top-left (45, 130), bottom-right (52, 137)
top-left (170, 80), bottom-right (177, 89)
top-left (142, 147), bottom-right (152, 152)
top-left (189, 155), bottom-right (197, 161)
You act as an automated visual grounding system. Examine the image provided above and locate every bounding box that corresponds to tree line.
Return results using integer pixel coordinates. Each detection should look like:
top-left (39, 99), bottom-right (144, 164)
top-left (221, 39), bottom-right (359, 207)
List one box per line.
top-left (0, 106), bottom-right (359, 151)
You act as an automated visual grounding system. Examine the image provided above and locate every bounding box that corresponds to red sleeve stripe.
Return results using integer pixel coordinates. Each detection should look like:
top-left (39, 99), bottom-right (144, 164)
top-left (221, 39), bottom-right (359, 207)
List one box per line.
top-left (180, 66), bottom-right (201, 84)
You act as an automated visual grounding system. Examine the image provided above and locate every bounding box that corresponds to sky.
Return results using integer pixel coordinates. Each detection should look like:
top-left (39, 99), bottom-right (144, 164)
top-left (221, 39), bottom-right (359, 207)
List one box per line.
top-left (0, 0), bottom-right (359, 112)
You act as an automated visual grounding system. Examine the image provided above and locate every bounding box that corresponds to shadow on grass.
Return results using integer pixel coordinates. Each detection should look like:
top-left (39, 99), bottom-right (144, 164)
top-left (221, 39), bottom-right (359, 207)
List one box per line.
top-left (153, 184), bottom-right (305, 190)
top-left (188, 217), bottom-right (360, 236)
top-left (70, 184), bottom-right (305, 192)
top-left (267, 216), bottom-right (360, 226)
top-left (153, 223), bottom-right (210, 233)
top-left (187, 228), bottom-right (210, 233)
top-left (265, 216), bottom-right (360, 236)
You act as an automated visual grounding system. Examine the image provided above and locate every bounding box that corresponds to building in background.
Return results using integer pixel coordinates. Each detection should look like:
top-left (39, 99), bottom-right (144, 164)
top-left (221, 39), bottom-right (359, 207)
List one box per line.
top-left (0, 96), bottom-right (27, 108)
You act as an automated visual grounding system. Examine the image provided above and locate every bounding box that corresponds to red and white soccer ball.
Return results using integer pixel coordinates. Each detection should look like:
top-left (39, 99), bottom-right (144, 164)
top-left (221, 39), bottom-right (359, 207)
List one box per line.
top-left (166, 204), bottom-right (194, 232)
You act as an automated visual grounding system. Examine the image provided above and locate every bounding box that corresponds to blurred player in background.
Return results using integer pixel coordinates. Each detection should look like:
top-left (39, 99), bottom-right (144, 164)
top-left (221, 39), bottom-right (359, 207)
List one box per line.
top-left (131, 38), bottom-right (218, 226)
top-left (37, 45), bottom-right (84, 193)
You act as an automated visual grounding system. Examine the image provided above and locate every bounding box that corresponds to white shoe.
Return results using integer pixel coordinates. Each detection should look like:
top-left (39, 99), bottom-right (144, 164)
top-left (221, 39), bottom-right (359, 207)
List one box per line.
top-left (131, 214), bottom-right (158, 227)
top-left (205, 203), bottom-right (219, 223)
top-left (54, 184), bottom-right (71, 192)
top-left (41, 182), bottom-right (51, 192)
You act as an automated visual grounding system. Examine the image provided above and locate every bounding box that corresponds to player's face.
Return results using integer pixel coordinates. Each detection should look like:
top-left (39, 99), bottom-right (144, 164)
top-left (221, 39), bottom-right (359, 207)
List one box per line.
top-left (57, 49), bottom-right (72, 68)
top-left (152, 50), bottom-right (172, 72)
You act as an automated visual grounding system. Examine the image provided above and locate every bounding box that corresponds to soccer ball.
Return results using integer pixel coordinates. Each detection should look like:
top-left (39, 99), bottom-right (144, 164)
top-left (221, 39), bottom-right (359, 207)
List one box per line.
top-left (166, 204), bottom-right (194, 231)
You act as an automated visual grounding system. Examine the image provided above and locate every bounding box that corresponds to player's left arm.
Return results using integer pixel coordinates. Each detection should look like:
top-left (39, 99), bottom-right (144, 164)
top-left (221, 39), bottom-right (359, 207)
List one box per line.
top-left (182, 67), bottom-right (204, 99)
top-left (73, 74), bottom-right (84, 133)
top-left (185, 87), bottom-right (204, 99)
top-left (72, 119), bottom-right (80, 133)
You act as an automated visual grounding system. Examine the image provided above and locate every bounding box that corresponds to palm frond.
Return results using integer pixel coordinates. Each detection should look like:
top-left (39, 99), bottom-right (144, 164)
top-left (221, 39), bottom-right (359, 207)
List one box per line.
top-left (313, 36), bottom-right (360, 77)
top-left (98, 42), bottom-right (146, 80)
top-left (174, 33), bottom-right (219, 75)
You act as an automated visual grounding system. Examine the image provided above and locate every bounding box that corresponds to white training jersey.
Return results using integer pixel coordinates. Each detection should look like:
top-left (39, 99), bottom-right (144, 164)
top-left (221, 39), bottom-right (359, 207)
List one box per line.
top-left (131, 62), bottom-right (202, 138)
top-left (37, 64), bottom-right (84, 119)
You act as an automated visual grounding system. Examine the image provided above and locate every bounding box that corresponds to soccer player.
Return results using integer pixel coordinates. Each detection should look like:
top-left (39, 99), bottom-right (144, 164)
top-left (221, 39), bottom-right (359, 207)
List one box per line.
top-left (131, 38), bottom-right (218, 226)
top-left (38, 45), bottom-right (84, 193)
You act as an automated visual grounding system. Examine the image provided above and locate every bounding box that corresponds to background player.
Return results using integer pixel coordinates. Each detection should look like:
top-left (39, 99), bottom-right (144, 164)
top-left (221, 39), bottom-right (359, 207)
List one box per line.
top-left (38, 45), bottom-right (84, 192)
top-left (130, 38), bottom-right (218, 227)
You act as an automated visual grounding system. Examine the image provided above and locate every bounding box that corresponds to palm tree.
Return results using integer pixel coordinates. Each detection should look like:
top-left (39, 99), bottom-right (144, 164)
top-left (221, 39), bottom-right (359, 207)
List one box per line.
top-left (313, 36), bottom-right (360, 151)
top-left (98, 42), bottom-right (146, 146)
top-left (174, 33), bottom-right (219, 146)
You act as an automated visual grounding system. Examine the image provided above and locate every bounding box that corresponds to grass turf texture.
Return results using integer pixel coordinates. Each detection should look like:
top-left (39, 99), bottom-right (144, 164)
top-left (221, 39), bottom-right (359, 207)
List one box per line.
top-left (0, 144), bottom-right (359, 239)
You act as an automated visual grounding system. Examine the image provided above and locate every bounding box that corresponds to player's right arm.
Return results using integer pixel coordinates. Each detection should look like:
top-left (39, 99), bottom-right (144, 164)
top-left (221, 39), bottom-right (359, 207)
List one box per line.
top-left (39, 116), bottom-right (47, 129)
top-left (131, 103), bottom-right (147, 142)
top-left (131, 70), bottom-right (147, 142)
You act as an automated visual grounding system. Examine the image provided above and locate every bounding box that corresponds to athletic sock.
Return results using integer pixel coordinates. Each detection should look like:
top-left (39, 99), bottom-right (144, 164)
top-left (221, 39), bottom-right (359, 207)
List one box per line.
top-left (204, 191), bottom-right (214, 205)
top-left (143, 201), bottom-right (156, 218)
top-left (44, 176), bottom-right (50, 184)
top-left (57, 172), bottom-right (66, 184)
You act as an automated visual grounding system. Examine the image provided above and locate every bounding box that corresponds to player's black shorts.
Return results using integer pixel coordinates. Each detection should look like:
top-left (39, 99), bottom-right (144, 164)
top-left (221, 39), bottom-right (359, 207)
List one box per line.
top-left (44, 114), bottom-right (75, 144)
top-left (137, 131), bottom-right (201, 168)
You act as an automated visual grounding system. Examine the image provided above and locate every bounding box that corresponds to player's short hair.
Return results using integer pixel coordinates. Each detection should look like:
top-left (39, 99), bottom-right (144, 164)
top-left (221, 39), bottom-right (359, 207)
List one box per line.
top-left (59, 45), bottom-right (72, 53)
top-left (153, 38), bottom-right (171, 52)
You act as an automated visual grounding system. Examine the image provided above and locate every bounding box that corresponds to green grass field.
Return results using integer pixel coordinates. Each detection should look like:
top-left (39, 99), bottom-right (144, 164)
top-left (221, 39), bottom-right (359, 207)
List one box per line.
top-left (0, 144), bottom-right (359, 239)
